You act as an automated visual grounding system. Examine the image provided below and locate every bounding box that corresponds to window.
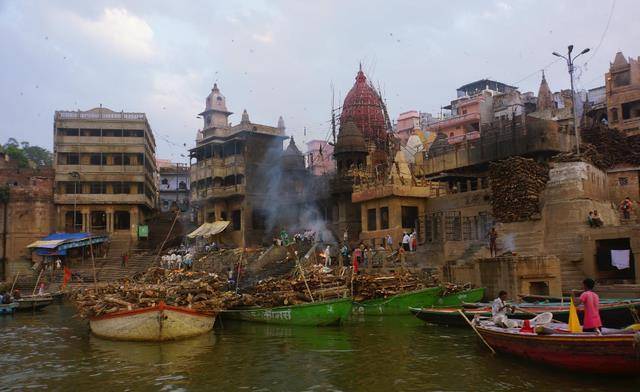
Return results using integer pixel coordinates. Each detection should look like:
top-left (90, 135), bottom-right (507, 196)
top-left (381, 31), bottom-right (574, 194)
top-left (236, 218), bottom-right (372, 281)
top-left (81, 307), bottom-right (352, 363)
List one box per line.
top-left (622, 100), bottom-right (640, 120)
top-left (90, 211), bottom-right (107, 230)
top-left (65, 211), bottom-right (82, 231)
top-left (613, 70), bottom-right (630, 87)
top-left (161, 178), bottom-right (169, 185)
top-left (65, 153), bottom-right (79, 165)
top-left (114, 211), bottom-right (130, 230)
top-left (112, 154), bottom-right (123, 165)
top-left (90, 154), bottom-right (105, 165)
top-left (89, 182), bottom-right (106, 194)
top-left (178, 181), bottom-right (187, 190)
top-left (401, 206), bottom-right (419, 230)
top-left (424, 214), bottom-right (433, 242)
top-left (444, 211), bottom-right (461, 241)
top-left (618, 177), bottom-right (629, 186)
top-left (64, 182), bottom-right (76, 194)
top-left (380, 207), bottom-right (389, 230)
top-left (232, 210), bottom-right (241, 231)
top-left (252, 209), bottom-right (267, 230)
top-left (462, 217), bottom-right (473, 241)
top-left (367, 208), bottom-right (377, 231)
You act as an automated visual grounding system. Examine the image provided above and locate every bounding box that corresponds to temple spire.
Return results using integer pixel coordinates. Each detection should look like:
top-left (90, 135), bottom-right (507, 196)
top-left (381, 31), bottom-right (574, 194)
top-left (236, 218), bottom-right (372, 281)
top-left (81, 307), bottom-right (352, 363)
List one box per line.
top-left (536, 71), bottom-right (554, 111)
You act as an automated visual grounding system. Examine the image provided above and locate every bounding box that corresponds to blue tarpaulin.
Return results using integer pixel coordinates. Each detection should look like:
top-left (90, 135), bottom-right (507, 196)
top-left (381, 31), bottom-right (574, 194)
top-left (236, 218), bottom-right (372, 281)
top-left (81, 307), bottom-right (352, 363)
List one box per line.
top-left (27, 232), bottom-right (108, 254)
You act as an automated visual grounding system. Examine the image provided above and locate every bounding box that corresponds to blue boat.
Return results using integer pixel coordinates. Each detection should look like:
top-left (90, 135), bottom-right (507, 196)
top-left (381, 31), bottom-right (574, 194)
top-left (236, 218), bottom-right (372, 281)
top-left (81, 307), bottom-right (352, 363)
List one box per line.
top-left (0, 302), bottom-right (19, 315)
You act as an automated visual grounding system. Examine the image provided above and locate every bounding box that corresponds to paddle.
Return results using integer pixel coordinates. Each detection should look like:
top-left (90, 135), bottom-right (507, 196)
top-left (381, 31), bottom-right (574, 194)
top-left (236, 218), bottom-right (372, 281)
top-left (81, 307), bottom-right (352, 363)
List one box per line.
top-left (457, 309), bottom-right (496, 354)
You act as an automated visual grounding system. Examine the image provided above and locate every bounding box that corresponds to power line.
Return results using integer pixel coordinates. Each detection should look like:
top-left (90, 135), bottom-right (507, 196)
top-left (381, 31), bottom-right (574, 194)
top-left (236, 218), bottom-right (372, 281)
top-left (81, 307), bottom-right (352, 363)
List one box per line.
top-left (583, 0), bottom-right (616, 66)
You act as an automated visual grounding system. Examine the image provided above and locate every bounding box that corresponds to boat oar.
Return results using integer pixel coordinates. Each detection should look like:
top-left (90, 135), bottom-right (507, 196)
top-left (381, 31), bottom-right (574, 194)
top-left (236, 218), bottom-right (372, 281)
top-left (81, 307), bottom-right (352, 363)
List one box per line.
top-left (10, 272), bottom-right (19, 294)
top-left (457, 309), bottom-right (496, 354)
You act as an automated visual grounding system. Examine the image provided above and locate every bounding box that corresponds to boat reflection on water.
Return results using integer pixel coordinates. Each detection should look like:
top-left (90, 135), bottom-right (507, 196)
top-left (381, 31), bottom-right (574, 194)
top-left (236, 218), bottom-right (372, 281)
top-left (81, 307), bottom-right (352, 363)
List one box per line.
top-left (89, 332), bottom-right (217, 368)
top-left (224, 320), bottom-right (353, 352)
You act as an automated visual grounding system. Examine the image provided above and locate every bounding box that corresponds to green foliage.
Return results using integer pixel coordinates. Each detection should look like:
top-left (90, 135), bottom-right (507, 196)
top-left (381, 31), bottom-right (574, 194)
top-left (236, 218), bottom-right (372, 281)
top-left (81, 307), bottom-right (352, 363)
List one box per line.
top-left (0, 185), bottom-right (9, 204)
top-left (1, 138), bottom-right (52, 168)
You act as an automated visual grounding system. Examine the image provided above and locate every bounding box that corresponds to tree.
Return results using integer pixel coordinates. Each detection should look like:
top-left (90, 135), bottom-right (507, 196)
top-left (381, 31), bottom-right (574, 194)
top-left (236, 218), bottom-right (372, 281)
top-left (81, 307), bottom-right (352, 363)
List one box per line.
top-left (1, 138), bottom-right (52, 168)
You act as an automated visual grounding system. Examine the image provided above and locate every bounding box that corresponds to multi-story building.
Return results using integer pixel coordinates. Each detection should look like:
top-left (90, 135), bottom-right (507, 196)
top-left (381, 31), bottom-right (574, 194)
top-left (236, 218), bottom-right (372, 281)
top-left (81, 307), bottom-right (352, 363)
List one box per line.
top-left (305, 139), bottom-right (335, 176)
top-left (606, 52), bottom-right (640, 136)
top-left (189, 84), bottom-right (287, 246)
top-left (53, 107), bottom-right (158, 240)
top-left (157, 159), bottom-right (190, 212)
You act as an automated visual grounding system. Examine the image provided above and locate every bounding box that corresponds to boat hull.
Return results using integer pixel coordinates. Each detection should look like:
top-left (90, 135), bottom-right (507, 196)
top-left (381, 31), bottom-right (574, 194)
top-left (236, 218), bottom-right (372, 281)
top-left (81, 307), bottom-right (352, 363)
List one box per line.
top-left (0, 302), bottom-right (18, 315)
top-left (89, 303), bottom-right (216, 341)
top-left (411, 302), bottom-right (640, 328)
top-left (16, 296), bottom-right (53, 311)
top-left (355, 287), bottom-right (484, 316)
top-left (477, 325), bottom-right (640, 375)
top-left (225, 298), bottom-right (353, 326)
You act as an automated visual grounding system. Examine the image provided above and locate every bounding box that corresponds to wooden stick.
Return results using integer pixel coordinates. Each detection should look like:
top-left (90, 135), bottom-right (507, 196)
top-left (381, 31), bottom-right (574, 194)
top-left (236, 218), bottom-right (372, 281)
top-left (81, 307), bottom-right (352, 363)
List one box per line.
top-left (457, 309), bottom-right (496, 354)
top-left (154, 210), bottom-right (180, 265)
top-left (10, 272), bottom-right (19, 294)
top-left (32, 269), bottom-right (44, 295)
top-left (235, 249), bottom-right (244, 293)
top-left (89, 241), bottom-right (98, 291)
top-left (296, 257), bottom-right (315, 303)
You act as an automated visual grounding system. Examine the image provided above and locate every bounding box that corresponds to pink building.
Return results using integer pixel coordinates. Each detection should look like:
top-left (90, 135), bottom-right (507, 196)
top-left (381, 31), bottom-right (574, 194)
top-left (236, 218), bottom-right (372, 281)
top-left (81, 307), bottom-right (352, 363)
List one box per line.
top-left (396, 110), bottom-right (421, 145)
top-left (305, 139), bottom-right (335, 176)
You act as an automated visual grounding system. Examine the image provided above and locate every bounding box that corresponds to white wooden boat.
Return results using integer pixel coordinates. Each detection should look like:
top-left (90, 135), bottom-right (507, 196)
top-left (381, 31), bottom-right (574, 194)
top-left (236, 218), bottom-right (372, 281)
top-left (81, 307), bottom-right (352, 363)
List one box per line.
top-left (89, 301), bottom-right (216, 342)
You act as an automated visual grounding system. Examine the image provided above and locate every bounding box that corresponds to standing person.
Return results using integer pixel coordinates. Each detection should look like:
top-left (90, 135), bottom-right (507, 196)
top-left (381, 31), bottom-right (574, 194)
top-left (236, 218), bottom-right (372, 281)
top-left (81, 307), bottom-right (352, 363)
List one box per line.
top-left (488, 227), bottom-right (498, 257)
top-left (587, 211), bottom-right (595, 227)
top-left (402, 232), bottom-right (410, 251)
top-left (386, 234), bottom-right (393, 250)
top-left (411, 232), bottom-right (417, 252)
top-left (571, 278), bottom-right (602, 333)
top-left (324, 245), bottom-right (331, 266)
top-left (120, 252), bottom-right (127, 269)
top-left (176, 253), bottom-right (183, 269)
top-left (340, 243), bottom-right (349, 267)
top-left (227, 268), bottom-right (235, 290)
top-left (352, 246), bottom-right (362, 275)
top-left (620, 197), bottom-right (633, 220)
top-left (343, 229), bottom-right (348, 243)
top-left (55, 258), bottom-right (62, 270)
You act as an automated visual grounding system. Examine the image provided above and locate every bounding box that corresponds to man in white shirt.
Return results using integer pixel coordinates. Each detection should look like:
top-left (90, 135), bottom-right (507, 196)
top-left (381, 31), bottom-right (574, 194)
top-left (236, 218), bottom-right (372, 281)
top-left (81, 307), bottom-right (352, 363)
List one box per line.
top-left (402, 233), bottom-right (410, 251)
top-left (491, 290), bottom-right (514, 318)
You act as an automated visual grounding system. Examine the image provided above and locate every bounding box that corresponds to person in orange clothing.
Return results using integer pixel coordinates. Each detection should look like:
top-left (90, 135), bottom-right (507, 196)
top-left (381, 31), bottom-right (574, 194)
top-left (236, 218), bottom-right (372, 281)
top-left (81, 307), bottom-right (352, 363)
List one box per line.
top-left (352, 246), bottom-right (362, 274)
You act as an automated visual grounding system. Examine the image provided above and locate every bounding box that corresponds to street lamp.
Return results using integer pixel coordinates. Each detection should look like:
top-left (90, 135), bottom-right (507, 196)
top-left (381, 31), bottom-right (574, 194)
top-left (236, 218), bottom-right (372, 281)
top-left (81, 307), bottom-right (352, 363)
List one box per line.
top-left (552, 45), bottom-right (590, 155)
top-left (69, 171), bottom-right (80, 232)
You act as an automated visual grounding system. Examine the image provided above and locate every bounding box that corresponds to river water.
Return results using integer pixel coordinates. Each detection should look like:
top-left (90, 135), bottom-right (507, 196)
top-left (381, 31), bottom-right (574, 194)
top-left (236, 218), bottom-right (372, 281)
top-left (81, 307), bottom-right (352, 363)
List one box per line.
top-left (0, 303), bottom-right (637, 391)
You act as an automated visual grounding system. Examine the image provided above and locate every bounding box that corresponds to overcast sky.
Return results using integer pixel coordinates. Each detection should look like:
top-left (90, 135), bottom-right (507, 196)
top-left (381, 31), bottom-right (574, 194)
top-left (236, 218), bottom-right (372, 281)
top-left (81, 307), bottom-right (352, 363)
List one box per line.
top-left (1, 0), bottom-right (638, 162)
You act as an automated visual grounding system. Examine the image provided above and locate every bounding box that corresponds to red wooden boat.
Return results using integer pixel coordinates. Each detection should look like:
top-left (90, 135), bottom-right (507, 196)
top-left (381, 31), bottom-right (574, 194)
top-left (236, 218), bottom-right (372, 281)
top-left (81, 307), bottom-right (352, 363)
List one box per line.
top-left (89, 301), bottom-right (216, 342)
top-left (475, 323), bottom-right (640, 375)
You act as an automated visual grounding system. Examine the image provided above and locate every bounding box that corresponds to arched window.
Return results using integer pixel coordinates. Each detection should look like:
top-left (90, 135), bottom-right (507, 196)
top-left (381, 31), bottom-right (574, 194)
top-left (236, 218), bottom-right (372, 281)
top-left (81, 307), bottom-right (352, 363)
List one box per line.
top-left (178, 181), bottom-right (187, 190)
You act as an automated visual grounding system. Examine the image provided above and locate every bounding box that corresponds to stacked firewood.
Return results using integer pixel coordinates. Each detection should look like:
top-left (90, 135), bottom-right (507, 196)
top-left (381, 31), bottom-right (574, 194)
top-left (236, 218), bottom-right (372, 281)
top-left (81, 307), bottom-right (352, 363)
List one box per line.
top-left (240, 264), bottom-right (350, 307)
top-left (581, 125), bottom-right (640, 168)
top-left (71, 268), bottom-right (242, 318)
top-left (352, 271), bottom-right (436, 302)
top-left (441, 282), bottom-right (472, 296)
top-left (489, 157), bottom-right (549, 223)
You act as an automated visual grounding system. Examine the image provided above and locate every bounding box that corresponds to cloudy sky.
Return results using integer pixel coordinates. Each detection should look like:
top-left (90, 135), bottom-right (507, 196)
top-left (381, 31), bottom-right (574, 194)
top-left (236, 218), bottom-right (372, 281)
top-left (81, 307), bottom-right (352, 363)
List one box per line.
top-left (1, 0), bottom-right (638, 161)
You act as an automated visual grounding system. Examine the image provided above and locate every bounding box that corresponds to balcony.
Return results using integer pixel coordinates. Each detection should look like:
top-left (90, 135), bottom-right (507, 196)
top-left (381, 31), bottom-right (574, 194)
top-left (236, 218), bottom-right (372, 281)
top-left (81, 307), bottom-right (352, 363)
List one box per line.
top-left (54, 193), bottom-right (153, 207)
top-left (55, 135), bottom-right (149, 147)
top-left (55, 164), bottom-right (145, 176)
top-left (191, 185), bottom-right (246, 201)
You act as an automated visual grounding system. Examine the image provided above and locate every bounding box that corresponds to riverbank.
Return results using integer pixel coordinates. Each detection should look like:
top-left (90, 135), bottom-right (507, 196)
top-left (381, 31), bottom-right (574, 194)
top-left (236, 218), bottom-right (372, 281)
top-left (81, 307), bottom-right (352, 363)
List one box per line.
top-left (0, 303), bottom-right (637, 391)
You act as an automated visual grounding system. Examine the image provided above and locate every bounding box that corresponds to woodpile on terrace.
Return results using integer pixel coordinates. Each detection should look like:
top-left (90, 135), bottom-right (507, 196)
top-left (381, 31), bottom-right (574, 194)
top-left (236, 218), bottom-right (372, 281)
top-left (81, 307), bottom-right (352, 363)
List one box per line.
top-left (581, 125), bottom-right (640, 168)
top-left (71, 268), bottom-right (241, 318)
top-left (489, 157), bottom-right (549, 223)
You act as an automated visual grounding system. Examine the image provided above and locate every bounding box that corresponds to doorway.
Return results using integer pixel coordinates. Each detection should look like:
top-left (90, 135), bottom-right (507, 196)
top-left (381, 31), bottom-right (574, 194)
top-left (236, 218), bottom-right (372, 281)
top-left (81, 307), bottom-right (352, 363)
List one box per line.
top-left (595, 238), bottom-right (635, 283)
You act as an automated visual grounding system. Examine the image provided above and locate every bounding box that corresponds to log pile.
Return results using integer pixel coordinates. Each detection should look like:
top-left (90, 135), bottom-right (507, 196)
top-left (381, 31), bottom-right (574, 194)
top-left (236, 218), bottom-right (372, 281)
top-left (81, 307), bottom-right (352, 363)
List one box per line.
top-left (352, 271), bottom-right (436, 302)
top-left (71, 267), bottom-right (241, 318)
top-left (489, 157), bottom-right (549, 223)
top-left (580, 125), bottom-right (640, 168)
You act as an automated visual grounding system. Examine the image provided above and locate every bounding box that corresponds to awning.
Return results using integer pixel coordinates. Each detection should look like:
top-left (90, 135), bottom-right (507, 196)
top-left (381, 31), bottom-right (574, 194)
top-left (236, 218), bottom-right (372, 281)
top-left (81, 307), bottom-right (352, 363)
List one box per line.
top-left (27, 232), bottom-right (94, 249)
top-left (187, 221), bottom-right (230, 238)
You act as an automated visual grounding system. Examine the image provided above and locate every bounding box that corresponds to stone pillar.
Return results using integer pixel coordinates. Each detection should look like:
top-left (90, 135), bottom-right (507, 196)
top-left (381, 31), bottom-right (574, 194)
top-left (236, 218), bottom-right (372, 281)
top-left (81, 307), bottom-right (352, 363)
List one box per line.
top-left (130, 206), bottom-right (138, 240)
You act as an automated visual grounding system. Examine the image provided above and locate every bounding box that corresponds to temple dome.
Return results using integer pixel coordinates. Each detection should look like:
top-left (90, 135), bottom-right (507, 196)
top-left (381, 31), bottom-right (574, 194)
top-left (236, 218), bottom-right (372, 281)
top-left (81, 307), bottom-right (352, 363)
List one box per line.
top-left (334, 121), bottom-right (367, 155)
top-left (340, 66), bottom-right (389, 149)
top-left (282, 136), bottom-right (305, 170)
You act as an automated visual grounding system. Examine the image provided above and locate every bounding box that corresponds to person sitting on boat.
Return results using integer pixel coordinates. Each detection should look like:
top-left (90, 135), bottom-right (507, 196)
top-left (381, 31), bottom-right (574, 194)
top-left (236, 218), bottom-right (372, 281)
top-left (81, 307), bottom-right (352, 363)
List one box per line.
top-left (37, 282), bottom-right (46, 296)
top-left (491, 291), bottom-right (514, 319)
top-left (12, 289), bottom-right (21, 300)
top-left (571, 278), bottom-right (602, 334)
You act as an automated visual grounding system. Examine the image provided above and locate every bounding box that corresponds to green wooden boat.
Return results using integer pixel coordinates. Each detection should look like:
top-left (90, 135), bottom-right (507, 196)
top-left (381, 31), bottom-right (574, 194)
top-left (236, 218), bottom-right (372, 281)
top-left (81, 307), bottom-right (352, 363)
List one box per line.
top-left (224, 298), bottom-right (353, 326)
top-left (354, 287), bottom-right (486, 316)
top-left (431, 287), bottom-right (485, 307)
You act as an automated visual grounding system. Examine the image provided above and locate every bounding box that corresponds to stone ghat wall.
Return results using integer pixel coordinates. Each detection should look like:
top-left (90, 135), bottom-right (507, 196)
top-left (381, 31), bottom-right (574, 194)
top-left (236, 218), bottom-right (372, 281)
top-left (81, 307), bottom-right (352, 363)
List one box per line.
top-left (447, 255), bottom-right (562, 299)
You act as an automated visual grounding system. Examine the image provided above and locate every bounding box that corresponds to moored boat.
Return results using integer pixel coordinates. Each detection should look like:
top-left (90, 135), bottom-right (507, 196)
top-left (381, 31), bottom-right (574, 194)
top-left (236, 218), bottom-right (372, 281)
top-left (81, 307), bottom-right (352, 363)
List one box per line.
top-left (0, 302), bottom-right (18, 315)
top-left (411, 301), bottom-right (640, 328)
top-left (354, 287), bottom-right (485, 316)
top-left (89, 301), bottom-right (216, 341)
top-left (475, 323), bottom-right (640, 375)
top-left (16, 295), bottom-right (53, 311)
top-left (224, 298), bottom-right (353, 326)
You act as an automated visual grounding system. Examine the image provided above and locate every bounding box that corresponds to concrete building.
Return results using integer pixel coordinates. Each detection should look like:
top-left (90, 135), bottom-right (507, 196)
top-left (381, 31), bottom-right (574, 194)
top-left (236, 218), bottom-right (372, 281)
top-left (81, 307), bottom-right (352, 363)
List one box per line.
top-left (395, 110), bottom-right (421, 145)
top-left (189, 84), bottom-right (288, 246)
top-left (606, 52), bottom-right (640, 136)
top-left (305, 139), bottom-right (335, 176)
top-left (157, 159), bottom-right (189, 212)
top-left (53, 107), bottom-right (158, 241)
top-left (0, 153), bottom-right (55, 278)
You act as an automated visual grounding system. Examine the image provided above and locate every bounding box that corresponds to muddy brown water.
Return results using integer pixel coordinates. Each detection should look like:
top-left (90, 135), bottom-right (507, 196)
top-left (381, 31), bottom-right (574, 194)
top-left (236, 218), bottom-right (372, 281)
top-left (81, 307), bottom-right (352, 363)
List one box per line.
top-left (0, 303), bottom-right (637, 391)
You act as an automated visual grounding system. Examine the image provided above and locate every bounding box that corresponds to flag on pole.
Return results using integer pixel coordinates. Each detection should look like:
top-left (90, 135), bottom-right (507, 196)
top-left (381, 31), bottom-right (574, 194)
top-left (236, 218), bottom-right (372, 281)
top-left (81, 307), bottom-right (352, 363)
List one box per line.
top-left (61, 267), bottom-right (72, 290)
top-left (568, 297), bottom-right (582, 333)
